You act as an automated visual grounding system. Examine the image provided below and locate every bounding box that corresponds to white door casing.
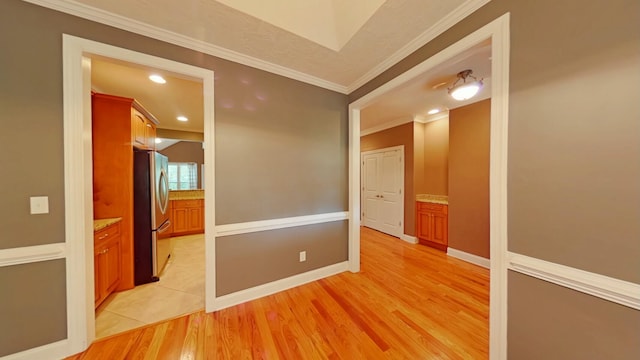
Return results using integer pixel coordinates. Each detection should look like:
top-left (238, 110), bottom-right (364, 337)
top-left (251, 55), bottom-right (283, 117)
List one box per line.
top-left (361, 146), bottom-right (404, 237)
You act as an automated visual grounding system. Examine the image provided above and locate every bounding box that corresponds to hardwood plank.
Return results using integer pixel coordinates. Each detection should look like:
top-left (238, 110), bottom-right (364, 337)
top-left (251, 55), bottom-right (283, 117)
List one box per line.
top-left (67, 227), bottom-right (489, 359)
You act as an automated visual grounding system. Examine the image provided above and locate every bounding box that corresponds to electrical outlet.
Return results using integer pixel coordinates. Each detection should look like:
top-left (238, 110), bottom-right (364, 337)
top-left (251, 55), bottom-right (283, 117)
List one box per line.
top-left (299, 251), bottom-right (306, 262)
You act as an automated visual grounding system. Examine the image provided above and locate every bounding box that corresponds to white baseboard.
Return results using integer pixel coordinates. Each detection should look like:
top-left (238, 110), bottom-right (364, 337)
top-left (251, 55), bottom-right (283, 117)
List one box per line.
top-left (508, 252), bottom-right (640, 311)
top-left (211, 261), bottom-right (349, 311)
top-left (1, 339), bottom-right (69, 360)
top-left (400, 234), bottom-right (418, 244)
top-left (447, 248), bottom-right (490, 269)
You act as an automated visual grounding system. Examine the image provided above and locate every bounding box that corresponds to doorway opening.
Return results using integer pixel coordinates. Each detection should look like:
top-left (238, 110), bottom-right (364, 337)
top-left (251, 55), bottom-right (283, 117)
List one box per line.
top-left (347, 13), bottom-right (510, 358)
top-left (62, 35), bottom-right (215, 352)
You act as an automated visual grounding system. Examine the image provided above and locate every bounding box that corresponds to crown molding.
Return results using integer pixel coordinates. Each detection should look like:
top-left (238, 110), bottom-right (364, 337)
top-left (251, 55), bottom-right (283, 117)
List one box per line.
top-left (22, 0), bottom-right (349, 94)
top-left (346, 0), bottom-right (491, 93)
top-left (360, 116), bottom-right (414, 137)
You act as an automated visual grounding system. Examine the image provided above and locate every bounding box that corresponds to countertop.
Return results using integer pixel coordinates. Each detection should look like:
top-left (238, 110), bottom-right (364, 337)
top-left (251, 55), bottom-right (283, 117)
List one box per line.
top-left (94, 217), bottom-right (122, 232)
top-left (416, 194), bottom-right (449, 205)
top-left (169, 189), bottom-right (204, 200)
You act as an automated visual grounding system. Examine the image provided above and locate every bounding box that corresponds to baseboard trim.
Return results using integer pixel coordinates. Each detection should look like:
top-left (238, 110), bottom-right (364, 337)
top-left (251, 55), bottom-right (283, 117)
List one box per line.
top-left (212, 261), bottom-right (349, 311)
top-left (1, 339), bottom-right (69, 360)
top-left (400, 234), bottom-right (418, 244)
top-left (215, 211), bottom-right (349, 237)
top-left (508, 252), bottom-right (640, 311)
top-left (0, 243), bottom-right (66, 268)
top-left (447, 248), bottom-right (490, 269)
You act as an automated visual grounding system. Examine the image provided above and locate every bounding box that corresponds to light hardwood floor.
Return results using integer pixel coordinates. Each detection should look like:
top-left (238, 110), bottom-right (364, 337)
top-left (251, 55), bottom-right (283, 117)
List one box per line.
top-left (69, 227), bottom-right (489, 359)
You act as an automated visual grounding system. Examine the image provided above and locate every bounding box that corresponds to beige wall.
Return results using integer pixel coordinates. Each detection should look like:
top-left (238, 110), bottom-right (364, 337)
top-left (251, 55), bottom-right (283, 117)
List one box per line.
top-left (0, 0), bottom-right (348, 356)
top-left (423, 119), bottom-right (449, 195)
top-left (352, 0), bottom-right (640, 357)
top-left (448, 100), bottom-right (490, 258)
top-left (159, 141), bottom-right (205, 188)
top-left (361, 122), bottom-right (415, 235)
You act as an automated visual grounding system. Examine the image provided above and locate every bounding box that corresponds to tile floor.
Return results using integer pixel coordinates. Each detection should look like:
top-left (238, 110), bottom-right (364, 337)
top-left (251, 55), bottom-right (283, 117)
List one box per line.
top-left (95, 234), bottom-right (205, 339)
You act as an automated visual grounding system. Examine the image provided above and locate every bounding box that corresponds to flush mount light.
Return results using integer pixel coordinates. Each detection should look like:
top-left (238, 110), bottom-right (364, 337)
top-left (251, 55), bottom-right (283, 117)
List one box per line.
top-left (448, 69), bottom-right (483, 101)
top-left (427, 108), bottom-right (440, 115)
top-left (155, 138), bottom-right (162, 144)
top-left (149, 74), bottom-right (166, 84)
top-left (177, 116), bottom-right (188, 122)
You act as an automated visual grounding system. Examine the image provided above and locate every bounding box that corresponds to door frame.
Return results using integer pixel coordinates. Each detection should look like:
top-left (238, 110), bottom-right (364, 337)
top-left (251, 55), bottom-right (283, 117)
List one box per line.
top-left (62, 35), bottom-right (216, 354)
top-left (360, 145), bottom-right (405, 238)
top-left (347, 13), bottom-right (510, 359)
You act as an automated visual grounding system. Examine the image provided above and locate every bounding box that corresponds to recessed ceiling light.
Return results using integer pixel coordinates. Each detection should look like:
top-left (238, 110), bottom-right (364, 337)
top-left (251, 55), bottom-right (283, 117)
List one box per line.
top-left (428, 108), bottom-right (440, 115)
top-left (155, 138), bottom-right (162, 144)
top-left (177, 116), bottom-right (188, 122)
top-left (149, 74), bottom-right (166, 84)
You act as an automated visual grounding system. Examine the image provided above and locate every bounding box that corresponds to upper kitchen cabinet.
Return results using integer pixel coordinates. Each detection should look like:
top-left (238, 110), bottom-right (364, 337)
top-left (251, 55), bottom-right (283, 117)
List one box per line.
top-left (132, 107), bottom-right (157, 150)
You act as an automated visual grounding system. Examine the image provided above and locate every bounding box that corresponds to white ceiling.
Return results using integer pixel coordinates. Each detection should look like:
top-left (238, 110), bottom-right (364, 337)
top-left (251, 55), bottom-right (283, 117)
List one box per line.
top-left (60, 0), bottom-right (492, 136)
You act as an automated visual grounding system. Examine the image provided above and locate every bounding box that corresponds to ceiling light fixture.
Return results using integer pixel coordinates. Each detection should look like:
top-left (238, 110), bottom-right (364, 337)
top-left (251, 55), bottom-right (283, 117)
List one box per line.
top-left (155, 138), bottom-right (162, 144)
top-left (177, 116), bottom-right (188, 122)
top-left (427, 108), bottom-right (440, 115)
top-left (149, 74), bottom-right (166, 84)
top-left (448, 69), bottom-right (483, 101)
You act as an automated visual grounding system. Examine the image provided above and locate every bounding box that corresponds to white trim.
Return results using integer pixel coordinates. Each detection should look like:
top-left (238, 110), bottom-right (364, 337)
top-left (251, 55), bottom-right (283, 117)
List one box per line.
top-left (0, 243), bottom-right (66, 268)
top-left (348, 108), bottom-right (361, 273)
top-left (212, 261), bottom-right (349, 311)
top-left (400, 234), bottom-right (418, 244)
top-left (348, 13), bottom-right (510, 360)
top-left (508, 252), bottom-right (640, 311)
top-left (346, 0), bottom-right (492, 93)
top-left (62, 35), bottom-right (215, 357)
top-left (0, 339), bottom-right (69, 360)
top-left (447, 248), bottom-right (490, 269)
top-left (23, 0), bottom-right (347, 94)
top-left (215, 212), bottom-right (349, 237)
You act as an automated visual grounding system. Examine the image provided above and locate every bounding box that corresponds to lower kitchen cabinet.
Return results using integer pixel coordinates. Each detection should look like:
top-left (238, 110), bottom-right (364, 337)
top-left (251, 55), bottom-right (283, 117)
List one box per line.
top-left (94, 221), bottom-right (121, 308)
top-left (171, 199), bottom-right (204, 236)
top-left (416, 202), bottom-right (448, 251)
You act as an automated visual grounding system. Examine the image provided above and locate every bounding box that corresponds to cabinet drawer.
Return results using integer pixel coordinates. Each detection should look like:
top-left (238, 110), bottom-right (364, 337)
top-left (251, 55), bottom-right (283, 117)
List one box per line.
top-left (173, 199), bottom-right (203, 208)
top-left (417, 202), bottom-right (447, 213)
top-left (94, 222), bottom-right (121, 242)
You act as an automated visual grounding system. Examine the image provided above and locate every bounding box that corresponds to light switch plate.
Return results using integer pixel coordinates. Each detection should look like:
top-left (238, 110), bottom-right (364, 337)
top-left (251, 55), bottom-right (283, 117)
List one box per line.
top-left (299, 251), bottom-right (306, 262)
top-left (30, 196), bottom-right (49, 214)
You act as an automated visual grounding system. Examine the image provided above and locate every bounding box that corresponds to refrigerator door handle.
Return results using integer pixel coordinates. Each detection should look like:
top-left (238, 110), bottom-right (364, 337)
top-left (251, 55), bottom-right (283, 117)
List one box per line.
top-left (157, 220), bottom-right (171, 233)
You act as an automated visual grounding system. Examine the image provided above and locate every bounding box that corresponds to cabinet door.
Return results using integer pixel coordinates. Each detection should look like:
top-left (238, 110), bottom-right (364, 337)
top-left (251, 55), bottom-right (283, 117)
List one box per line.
top-left (104, 237), bottom-right (121, 294)
top-left (94, 250), bottom-right (103, 307)
top-left (172, 207), bottom-right (189, 233)
top-left (132, 110), bottom-right (147, 148)
top-left (145, 121), bottom-right (156, 149)
top-left (187, 206), bottom-right (203, 231)
top-left (417, 210), bottom-right (433, 241)
top-left (431, 212), bottom-right (448, 245)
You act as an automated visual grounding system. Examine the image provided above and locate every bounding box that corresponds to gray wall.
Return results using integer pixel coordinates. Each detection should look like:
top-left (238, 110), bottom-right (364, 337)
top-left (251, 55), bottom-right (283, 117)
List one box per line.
top-left (352, 0), bottom-right (640, 358)
top-left (0, 0), bottom-right (348, 356)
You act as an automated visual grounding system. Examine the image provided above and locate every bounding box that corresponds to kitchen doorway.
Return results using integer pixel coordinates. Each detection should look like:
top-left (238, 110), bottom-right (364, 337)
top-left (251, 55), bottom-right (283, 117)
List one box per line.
top-left (62, 35), bottom-right (215, 350)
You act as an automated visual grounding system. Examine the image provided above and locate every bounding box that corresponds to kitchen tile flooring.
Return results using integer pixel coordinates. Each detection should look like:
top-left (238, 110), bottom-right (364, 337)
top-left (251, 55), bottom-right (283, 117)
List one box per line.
top-left (95, 234), bottom-right (205, 339)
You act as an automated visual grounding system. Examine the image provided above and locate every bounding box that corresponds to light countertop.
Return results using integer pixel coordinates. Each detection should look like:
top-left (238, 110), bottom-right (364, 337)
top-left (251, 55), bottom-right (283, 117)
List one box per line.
top-left (94, 217), bottom-right (122, 231)
top-left (416, 194), bottom-right (448, 205)
top-left (169, 189), bottom-right (204, 200)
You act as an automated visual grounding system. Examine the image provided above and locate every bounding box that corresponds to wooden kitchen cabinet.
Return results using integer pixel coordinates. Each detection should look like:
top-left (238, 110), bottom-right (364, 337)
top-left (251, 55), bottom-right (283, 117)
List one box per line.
top-left (94, 221), bottom-right (121, 308)
top-left (132, 108), bottom-right (157, 150)
top-left (171, 199), bottom-right (204, 236)
top-left (416, 202), bottom-right (448, 251)
top-left (92, 92), bottom-right (160, 290)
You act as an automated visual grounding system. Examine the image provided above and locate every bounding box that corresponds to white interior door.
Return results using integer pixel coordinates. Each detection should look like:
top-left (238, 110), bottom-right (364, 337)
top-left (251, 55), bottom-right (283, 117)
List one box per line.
top-left (361, 147), bottom-right (403, 237)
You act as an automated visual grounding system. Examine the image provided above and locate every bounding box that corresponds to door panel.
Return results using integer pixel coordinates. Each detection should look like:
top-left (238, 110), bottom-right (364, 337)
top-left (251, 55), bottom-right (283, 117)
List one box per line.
top-left (361, 148), bottom-right (403, 237)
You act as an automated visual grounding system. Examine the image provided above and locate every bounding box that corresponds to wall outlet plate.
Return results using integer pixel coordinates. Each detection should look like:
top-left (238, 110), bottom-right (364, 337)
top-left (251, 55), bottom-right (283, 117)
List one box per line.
top-left (299, 251), bottom-right (306, 262)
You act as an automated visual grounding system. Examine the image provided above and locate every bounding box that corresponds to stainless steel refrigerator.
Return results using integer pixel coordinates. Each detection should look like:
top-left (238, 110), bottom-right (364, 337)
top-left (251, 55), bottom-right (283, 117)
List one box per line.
top-left (133, 150), bottom-right (171, 285)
